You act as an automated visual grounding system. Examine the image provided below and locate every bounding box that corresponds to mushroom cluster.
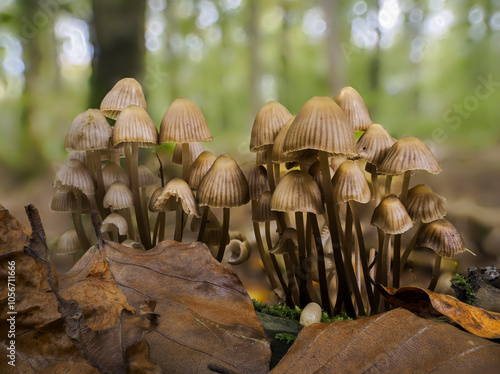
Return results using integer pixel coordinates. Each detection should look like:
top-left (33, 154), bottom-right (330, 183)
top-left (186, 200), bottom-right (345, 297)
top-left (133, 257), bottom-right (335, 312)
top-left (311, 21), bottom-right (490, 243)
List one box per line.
top-left (53, 78), bottom-right (470, 318)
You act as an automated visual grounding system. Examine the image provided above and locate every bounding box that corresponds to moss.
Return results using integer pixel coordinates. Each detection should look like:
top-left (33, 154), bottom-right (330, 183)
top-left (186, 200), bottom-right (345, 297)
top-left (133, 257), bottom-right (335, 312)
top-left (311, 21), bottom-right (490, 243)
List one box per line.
top-left (451, 273), bottom-right (475, 304)
top-left (252, 299), bottom-right (302, 322)
top-left (275, 332), bottom-right (297, 344)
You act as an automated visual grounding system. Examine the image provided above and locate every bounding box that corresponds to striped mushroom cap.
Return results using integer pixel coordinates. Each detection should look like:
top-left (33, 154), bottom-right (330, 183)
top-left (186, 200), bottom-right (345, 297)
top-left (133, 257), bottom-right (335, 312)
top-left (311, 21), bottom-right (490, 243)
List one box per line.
top-left (65, 109), bottom-right (112, 151)
top-left (103, 181), bottom-right (134, 210)
top-left (332, 160), bottom-right (371, 204)
top-left (113, 105), bottom-right (158, 147)
top-left (189, 151), bottom-right (217, 190)
top-left (271, 170), bottom-right (323, 214)
top-left (250, 101), bottom-right (292, 152)
top-left (153, 178), bottom-right (200, 217)
top-left (55, 159), bottom-right (95, 196)
top-left (100, 78), bottom-right (147, 120)
top-left (172, 141), bottom-right (205, 165)
top-left (197, 155), bottom-right (249, 208)
top-left (378, 136), bottom-right (441, 175)
top-left (356, 124), bottom-right (396, 166)
top-left (246, 164), bottom-right (270, 201)
top-left (405, 184), bottom-right (446, 223)
top-left (371, 194), bottom-right (413, 235)
top-left (333, 86), bottom-right (372, 132)
top-left (416, 219), bottom-right (466, 258)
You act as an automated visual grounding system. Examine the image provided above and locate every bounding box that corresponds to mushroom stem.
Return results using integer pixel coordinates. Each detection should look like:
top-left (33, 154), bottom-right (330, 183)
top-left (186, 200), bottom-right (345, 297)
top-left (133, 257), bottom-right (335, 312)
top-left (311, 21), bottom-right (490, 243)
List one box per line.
top-left (197, 205), bottom-right (210, 242)
top-left (87, 150), bottom-right (108, 219)
top-left (140, 186), bottom-right (152, 241)
top-left (264, 220), bottom-right (288, 296)
top-left (159, 211), bottom-right (166, 242)
top-left (216, 207), bottom-right (230, 262)
top-left (400, 170), bottom-right (412, 205)
top-left (385, 175), bottom-right (393, 195)
top-left (319, 151), bottom-right (355, 317)
top-left (400, 221), bottom-right (424, 271)
top-left (348, 201), bottom-right (376, 312)
top-left (266, 144), bottom-right (276, 191)
top-left (71, 212), bottom-right (90, 250)
top-left (370, 165), bottom-right (381, 205)
top-left (309, 212), bottom-right (333, 316)
top-left (295, 211), bottom-right (309, 307)
top-left (334, 204), bottom-right (365, 316)
top-left (251, 219), bottom-right (280, 292)
top-left (428, 253), bottom-right (442, 291)
top-left (375, 233), bottom-right (391, 312)
top-left (393, 234), bottom-right (402, 288)
top-left (126, 143), bottom-right (151, 249)
top-left (181, 143), bottom-right (191, 182)
top-left (118, 207), bottom-right (136, 241)
top-left (273, 163), bottom-right (281, 185)
top-left (174, 202), bottom-right (184, 242)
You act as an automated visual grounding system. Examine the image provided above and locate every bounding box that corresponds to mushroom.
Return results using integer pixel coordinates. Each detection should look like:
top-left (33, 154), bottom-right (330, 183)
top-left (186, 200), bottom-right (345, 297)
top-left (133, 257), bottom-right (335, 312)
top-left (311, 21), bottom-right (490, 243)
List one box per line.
top-left (333, 86), bottom-right (373, 132)
top-left (250, 101), bottom-right (292, 191)
top-left (64, 108), bottom-right (112, 218)
top-left (356, 124), bottom-right (396, 205)
top-left (400, 184), bottom-right (447, 278)
top-left (332, 160), bottom-right (374, 312)
top-left (102, 162), bottom-right (130, 190)
top-left (159, 98), bottom-right (213, 182)
top-left (172, 141), bottom-right (205, 166)
top-left (416, 219), bottom-right (470, 291)
top-left (113, 105), bottom-right (158, 249)
top-left (271, 170), bottom-right (327, 310)
top-left (100, 78), bottom-right (147, 120)
top-left (188, 151), bottom-right (217, 190)
top-left (227, 233), bottom-right (251, 265)
top-left (371, 194), bottom-right (413, 310)
top-left (283, 96), bottom-right (357, 317)
top-left (103, 181), bottom-right (136, 241)
top-left (299, 302), bottom-right (323, 326)
top-left (197, 155), bottom-right (249, 262)
top-left (101, 213), bottom-right (129, 241)
top-left (53, 229), bottom-right (82, 271)
top-left (153, 178), bottom-right (200, 242)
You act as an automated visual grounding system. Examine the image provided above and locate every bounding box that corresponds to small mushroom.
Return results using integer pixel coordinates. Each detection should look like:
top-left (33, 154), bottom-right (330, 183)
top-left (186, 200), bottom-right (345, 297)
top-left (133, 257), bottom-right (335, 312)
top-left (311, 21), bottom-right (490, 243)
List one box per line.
top-left (299, 302), bottom-right (322, 326)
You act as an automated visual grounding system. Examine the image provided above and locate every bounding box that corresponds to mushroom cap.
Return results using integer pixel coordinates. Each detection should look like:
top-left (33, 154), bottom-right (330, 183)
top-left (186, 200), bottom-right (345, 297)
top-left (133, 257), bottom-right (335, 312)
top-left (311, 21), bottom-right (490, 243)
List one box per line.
top-left (272, 116), bottom-right (317, 163)
top-left (149, 187), bottom-right (164, 212)
top-left (250, 101), bottom-right (292, 151)
top-left (100, 78), bottom-right (147, 120)
top-left (416, 219), bottom-right (466, 258)
top-left (252, 191), bottom-right (277, 222)
top-left (356, 124), bottom-right (396, 166)
top-left (371, 194), bottom-right (413, 235)
top-left (227, 236), bottom-right (251, 265)
top-left (299, 302), bottom-right (323, 326)
top-left (405, 184), bottom-right (446, 223)
top-left (333, 86), bottom-right (372, 132)
top-left (103, 181), bottom-right (134, 210)
top-left (172, 142), bottom-right (205, 165)
top-left (56, 229), bottom-right (82, 255)
top-left (101, 213), bottom-right (128, 236)
top-left (51, 188), bottom-right (78, 213)
top-left (271, 170), bottom-right (323, 214)
top-left (65, 109), bottom-right (112, 151)
top-left (159, 98), bottom-right (213, 144)
top-left (55, 159), bottom-right (95, 195)
top-left (377, 136), bottom-right (441, 175)
top-left (246, 165), bottom-right (270, 201)
top-left (308, 161), bottom-right (334, 201)
top-left (113, 105), bottom-right (158, 147)
top-left (197, 155), bottom-right (250, 208)
top-left (153, 178), bottom-right (200, 217)
top-left (67, 150), bottom-right (87, 164)
top-left (270, 228), bottom-right (298, 255)
top-left (283, 96), bottom-right (356, 157)
top-left (189, 151), bottom-right (218, 190)
top-left (102, 162), bottom-right (130, 190)
top-left (332, 160), bottom-right (371, 204)
top-left (137, 165), bottom-right (159, 187)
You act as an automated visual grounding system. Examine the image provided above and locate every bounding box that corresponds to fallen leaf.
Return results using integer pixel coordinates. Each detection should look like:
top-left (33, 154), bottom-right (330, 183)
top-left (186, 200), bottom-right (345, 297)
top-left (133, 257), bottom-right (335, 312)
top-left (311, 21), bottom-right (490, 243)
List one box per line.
top-left (271, 308), bottom-right (500, 374)
top-left (375, 284), bottom-right (500, 339)
top-left (60, 239), bottom-right (272, 374)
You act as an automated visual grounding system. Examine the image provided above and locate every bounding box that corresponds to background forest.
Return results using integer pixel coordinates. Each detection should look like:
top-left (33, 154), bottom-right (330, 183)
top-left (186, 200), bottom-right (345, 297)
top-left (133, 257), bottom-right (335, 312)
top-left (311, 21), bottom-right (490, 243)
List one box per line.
top-left (1, 0), bottom-right (499, 298)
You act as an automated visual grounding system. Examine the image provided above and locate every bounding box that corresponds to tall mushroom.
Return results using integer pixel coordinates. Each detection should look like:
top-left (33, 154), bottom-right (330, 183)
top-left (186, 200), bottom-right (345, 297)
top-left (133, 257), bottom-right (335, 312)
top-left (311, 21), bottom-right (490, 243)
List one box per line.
top-left (159, 98), bottom-right (213, 182)
top-left (113, 105), bottom-right (158, 249)
top-left (333, 86), bottom-right (372, 132)
top-left (100, 78), bottom-right (147, 120)
top-left (283, 96), bottom-right (357, 317)
top-left (197, 155), bottom-right (249, 262)
top-left (250, 101), bottom-right (292, 191)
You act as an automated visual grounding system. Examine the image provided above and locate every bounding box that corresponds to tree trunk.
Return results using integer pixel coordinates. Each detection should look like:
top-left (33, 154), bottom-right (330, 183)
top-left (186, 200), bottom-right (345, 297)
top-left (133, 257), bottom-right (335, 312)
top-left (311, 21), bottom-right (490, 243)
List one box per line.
top-left (322, 0), bottom-right (345, 94)
top-left (89, 0), bottom-right (147, 107)
top-left (248, 0), bottom-right (261, 116)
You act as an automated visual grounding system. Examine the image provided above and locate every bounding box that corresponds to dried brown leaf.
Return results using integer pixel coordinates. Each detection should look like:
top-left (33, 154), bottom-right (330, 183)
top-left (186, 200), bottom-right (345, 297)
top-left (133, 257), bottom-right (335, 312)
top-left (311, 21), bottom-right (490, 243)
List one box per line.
top-left (60, 240), bottom-right (271, 374)
top-left (271, 308), bottom-right (500, 374)
top-left (375, 284), bottom-right (500, 339)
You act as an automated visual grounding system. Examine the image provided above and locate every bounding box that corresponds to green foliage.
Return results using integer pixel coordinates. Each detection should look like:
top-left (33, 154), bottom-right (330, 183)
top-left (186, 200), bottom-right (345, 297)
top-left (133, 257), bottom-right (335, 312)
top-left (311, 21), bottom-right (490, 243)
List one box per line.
top-left (252, 300), bottom-right (302, 322)
top-left (321, 311), bottom-right (351, 323)
top-left (275, 333), bottom-right (297, 344)
top-left (451, 274), bottom-right (475, 304)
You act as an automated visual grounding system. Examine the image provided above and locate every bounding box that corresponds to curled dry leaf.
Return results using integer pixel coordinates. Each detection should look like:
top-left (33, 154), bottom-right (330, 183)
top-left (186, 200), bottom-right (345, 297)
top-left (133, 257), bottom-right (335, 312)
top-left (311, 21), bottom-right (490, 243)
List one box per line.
top-left (0, 204), bottom-right (160, 373)
top-left (374, 283), bottom-right (500, 339)
top-left (271, 308), bottom-right (500, 374)
top-left (60, 239), bottom-right (271, 374)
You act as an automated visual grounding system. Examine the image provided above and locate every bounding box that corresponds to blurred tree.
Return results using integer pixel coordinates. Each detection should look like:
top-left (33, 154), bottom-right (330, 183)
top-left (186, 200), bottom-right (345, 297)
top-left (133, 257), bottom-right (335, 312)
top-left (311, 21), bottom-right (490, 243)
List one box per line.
top-left (89, 0), bottom-right (147, 107)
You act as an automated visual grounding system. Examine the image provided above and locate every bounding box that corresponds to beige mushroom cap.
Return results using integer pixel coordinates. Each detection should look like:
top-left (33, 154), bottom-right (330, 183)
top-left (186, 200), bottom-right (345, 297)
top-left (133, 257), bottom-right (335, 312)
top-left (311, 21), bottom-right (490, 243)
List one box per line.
top-left (333, 86), bottom-right (372, 132)
top-left (371, 194), bottom-right (413, 235)
top-left (100, 78), bottom-right (147, 120)
top-left (103, 181), bottom-right (134, 210)
top-left (189, 151), bottom-right (217, 190)
top-left (101, 213), bottom-right (128, 236)
top-left (55, 159), bottom-right (96, 196)
top-left (416, 219), bottom-right (467, 258)
top-left (405, 184), bottom-right (446, 223)
top-left (65, 109), bottom-right (112, 151)
top-left (246, 165), bottom-right (270, 201)
top-left (113, 105), bottom-right (158, 147)
top-left (250, 101), bottom-right (292, 151)
top-left (332, 160), bottom-right (371, 204)
top-left (356, 124), bottom-right (396, 166)
top-left (271, 170), bottom-right (323, 214)
top-left (154, 178), bottom-right (200, 217)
